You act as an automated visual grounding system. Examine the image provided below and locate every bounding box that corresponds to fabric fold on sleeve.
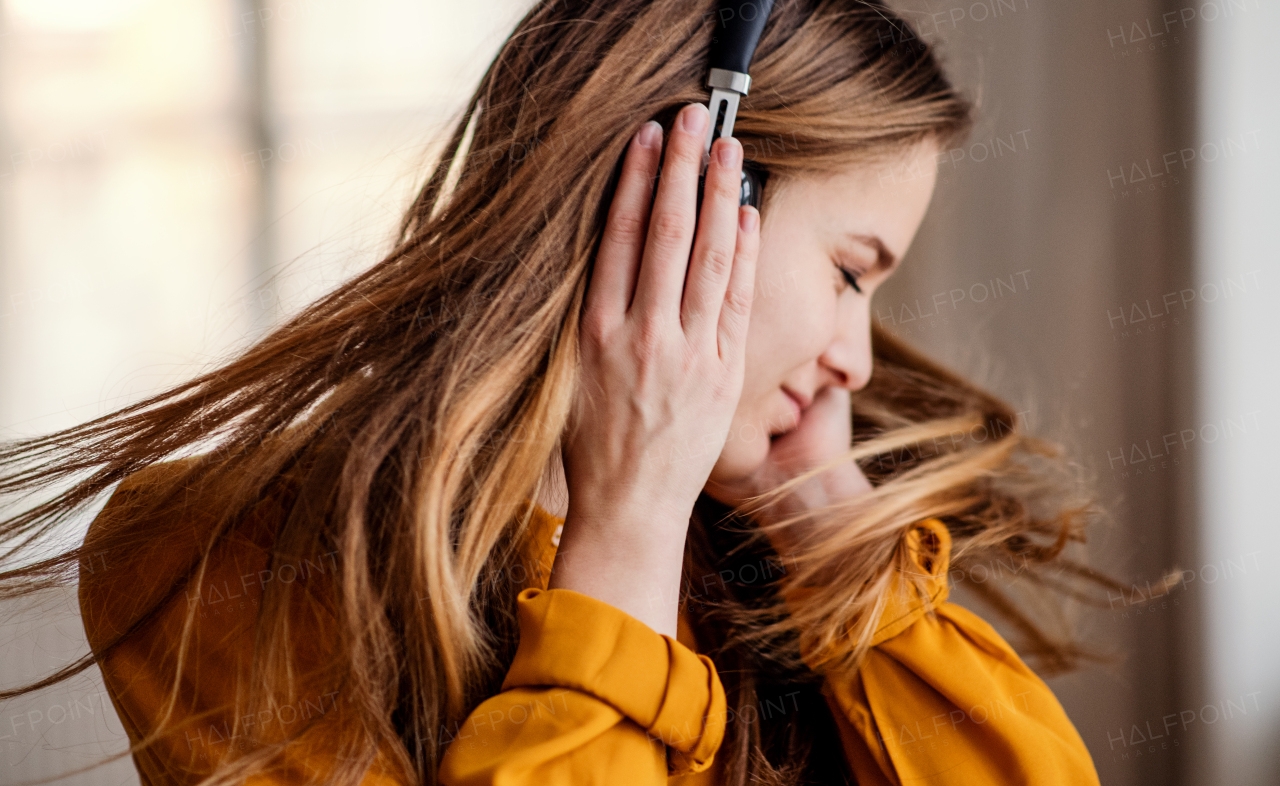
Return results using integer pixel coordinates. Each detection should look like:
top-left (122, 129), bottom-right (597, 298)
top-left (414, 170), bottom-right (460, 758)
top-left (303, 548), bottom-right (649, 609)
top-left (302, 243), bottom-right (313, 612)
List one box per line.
top-left (827, 602), bottom-right (1101, 785)
top-left (502, 587), bottom-right (727, 773)
top-left (780, 518), bottom-right (953, 670)
top-left (812, 518), bottom-right (1101, 785)
top-left (438, 587), bottom-right (727, 785)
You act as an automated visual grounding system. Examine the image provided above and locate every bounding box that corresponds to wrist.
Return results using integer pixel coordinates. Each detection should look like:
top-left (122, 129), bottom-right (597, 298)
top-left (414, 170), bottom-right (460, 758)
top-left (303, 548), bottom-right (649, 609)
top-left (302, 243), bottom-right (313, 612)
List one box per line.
top-left (815, 459), bottom-right (874, 502)
top-left (760, 460), bottom-right (871, 521)
top-left (756, 460), bottom-right (873, 561)
top-left (546, 509), bottom-right (689, 637)
top-left (565, 487), bottom-right (694, 538)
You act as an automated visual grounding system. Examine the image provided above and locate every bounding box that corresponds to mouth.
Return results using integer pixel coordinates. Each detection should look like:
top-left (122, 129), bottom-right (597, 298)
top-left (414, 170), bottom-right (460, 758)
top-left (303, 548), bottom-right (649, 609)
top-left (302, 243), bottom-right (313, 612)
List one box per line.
top-left (781, 385), bottom-right (812, 412)
top-left (778, 389), bottom-right (808, 412)
top-left (775, 386), bottom-right (811, 436)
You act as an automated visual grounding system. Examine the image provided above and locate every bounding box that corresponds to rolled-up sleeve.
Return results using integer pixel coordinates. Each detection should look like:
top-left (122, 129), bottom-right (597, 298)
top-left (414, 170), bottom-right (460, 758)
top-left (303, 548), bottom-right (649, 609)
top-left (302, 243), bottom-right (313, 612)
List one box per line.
top-left (438, 587), bottom-right (727, 785)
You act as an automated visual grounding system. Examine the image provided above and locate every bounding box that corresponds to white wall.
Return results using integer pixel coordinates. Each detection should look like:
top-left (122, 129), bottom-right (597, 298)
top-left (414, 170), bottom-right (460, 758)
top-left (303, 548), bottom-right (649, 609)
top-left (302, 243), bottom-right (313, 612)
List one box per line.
top-left (1194, 1), bottom-right (1280, 783)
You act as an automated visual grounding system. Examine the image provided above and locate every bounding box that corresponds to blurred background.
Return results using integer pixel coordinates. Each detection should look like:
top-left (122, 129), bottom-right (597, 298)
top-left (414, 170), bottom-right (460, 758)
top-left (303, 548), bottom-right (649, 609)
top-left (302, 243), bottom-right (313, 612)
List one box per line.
top-left (0, 0), bottom-right (1274, 784)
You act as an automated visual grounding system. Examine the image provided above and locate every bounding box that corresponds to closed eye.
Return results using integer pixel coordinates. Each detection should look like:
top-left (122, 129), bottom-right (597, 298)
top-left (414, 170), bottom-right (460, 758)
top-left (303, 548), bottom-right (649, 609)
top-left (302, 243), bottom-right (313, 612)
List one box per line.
top-left (838, 265), bottom-right (864, 294)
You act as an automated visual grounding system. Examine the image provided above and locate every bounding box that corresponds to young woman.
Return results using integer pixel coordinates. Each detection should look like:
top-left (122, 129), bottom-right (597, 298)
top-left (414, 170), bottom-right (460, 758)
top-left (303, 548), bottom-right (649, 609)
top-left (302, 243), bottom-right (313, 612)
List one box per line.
top-left (0, 1), bottom-right (1110, 784)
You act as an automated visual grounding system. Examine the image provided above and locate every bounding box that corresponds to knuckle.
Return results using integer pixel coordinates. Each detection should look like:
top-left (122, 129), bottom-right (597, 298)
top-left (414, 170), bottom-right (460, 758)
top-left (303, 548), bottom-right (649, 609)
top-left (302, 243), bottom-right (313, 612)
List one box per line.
top-left (579, 309), bottom-right (610, 346)
top-left (607, 210), bottom-right (646, 245)
top-left (710, 171), bottom-right (740, 202)
top-left (668, 138), bottom-right (703, 169)
top-left (648, 210), bottom-right (688, 248)
top-left (631, 316), bottom-right (667, 359)
top-left (699, 245), bottom-right (734, 278)
top-left (722, 285), bottom-right (754, 316)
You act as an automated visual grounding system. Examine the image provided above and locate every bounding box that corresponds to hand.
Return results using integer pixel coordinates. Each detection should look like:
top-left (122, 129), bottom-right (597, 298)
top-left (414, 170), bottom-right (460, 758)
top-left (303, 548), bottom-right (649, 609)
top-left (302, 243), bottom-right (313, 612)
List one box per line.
top-left (548, 102), bottom-right (761, 636)
top-left (705, 385), bottom-right (874, 562)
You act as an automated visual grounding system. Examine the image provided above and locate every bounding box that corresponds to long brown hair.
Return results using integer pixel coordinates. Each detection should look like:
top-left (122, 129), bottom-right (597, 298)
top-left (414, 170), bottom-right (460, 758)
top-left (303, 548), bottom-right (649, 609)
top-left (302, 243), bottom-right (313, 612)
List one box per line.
top-left (0, 1), bottom-right (1120, 784)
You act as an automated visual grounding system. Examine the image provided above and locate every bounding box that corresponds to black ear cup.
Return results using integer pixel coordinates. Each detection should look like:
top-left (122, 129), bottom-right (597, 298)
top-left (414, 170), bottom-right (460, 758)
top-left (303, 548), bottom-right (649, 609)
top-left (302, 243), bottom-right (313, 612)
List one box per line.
top-left (740, 159), bottom-right (769, 210)
top-left (690, 159), bottom-right (770, 216)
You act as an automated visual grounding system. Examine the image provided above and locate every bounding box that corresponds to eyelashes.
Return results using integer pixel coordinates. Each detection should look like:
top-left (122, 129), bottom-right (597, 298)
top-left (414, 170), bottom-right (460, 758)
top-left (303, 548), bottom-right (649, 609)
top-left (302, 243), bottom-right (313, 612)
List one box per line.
top-left (838, 265), bottom-right (864, 294)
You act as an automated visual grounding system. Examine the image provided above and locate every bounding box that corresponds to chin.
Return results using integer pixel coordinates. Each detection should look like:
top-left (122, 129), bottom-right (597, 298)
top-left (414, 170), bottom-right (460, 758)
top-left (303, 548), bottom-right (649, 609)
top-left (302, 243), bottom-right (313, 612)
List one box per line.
top-left (707, 425), bottom-right (773, 485)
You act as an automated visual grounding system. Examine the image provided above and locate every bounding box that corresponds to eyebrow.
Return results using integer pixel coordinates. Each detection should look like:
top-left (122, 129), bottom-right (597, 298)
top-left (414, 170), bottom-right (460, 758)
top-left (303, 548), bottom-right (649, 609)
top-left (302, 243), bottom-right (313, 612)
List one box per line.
top-left (845, 232), bottom-right (900, 272)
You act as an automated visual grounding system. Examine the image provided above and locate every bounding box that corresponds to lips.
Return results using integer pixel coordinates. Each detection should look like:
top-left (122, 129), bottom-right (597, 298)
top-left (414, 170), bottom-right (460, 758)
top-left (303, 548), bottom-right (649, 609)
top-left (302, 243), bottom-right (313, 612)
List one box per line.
top-left (781, 386), bottom-right (813, 412)
top-left (776, 386), bottom-right (811, 434)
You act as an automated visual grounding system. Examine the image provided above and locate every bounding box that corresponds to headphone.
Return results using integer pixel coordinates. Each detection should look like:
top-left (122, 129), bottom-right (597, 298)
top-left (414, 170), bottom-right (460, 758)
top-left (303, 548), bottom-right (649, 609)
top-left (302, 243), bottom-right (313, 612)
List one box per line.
top-left (651, 0), bottom-right (776, 215)
top-left (703, 0), bottom-right (775, 211)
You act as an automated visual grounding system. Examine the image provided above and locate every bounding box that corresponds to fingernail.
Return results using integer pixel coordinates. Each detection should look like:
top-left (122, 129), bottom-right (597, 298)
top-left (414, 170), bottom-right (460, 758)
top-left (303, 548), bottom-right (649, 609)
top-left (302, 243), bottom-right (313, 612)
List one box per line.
top-left (716, 138), bottom-right (742, 168)
top-left (636, 120), bottom-right (661, 149)
top-left (680, 103), bottom-right (708, 134)
top-left (740, 207), bottom-right (758, 233)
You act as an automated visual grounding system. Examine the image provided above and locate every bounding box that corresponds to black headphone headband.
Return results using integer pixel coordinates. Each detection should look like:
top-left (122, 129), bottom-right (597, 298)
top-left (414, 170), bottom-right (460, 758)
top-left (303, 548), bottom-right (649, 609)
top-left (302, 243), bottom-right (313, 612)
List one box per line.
top-left (703, 0), bottom-right (776, 157)
top-left (703, 0), bottom-right (778, 211)
top-left (709, 0), bottom-right (777, 81)
top-left (654, 0), bottom-right (779, 214)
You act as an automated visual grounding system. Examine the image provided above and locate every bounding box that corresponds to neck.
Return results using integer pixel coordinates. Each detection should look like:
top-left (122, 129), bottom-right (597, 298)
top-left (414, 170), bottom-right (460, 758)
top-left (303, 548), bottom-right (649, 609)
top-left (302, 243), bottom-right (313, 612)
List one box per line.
top-left (533, 447), bottom-right (570, 519)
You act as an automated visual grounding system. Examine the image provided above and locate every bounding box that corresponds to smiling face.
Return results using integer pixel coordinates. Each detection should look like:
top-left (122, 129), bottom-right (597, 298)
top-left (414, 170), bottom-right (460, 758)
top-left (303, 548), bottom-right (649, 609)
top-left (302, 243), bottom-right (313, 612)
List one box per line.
top-left (707, 140), bottom-right (940, 482)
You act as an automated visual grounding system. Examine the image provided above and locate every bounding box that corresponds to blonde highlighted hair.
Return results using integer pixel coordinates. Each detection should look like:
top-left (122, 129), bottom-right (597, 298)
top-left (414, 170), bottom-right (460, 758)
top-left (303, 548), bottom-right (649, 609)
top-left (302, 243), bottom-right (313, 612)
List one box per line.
top-left (0, 1), bottom-right (1116, 784)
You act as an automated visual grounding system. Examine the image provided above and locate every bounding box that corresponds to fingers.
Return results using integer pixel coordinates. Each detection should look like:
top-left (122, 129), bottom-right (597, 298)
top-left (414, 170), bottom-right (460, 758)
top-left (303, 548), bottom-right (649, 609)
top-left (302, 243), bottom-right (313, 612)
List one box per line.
top-left (587, 120), bottom-right (664, 322)
top-left (630, 103), bottom-right (708, 320)
top-left (587, 102), bottom-right (756, 370)
top-left (718, 204), bottom-right (759, 363)
top-left (682, 134), bottom-right (745, 339)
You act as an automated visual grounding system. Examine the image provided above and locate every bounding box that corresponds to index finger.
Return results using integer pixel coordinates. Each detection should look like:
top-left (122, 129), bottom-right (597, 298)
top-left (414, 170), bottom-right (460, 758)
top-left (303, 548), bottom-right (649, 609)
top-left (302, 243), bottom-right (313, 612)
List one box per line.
top-left (586, 120), bottom-right (664, 321)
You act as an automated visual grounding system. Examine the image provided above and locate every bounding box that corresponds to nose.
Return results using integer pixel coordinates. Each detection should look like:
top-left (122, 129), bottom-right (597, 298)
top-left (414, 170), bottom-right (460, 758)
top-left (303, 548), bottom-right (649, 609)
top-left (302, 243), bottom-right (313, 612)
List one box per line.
top-left (817, 299), bottom-right (873, 391)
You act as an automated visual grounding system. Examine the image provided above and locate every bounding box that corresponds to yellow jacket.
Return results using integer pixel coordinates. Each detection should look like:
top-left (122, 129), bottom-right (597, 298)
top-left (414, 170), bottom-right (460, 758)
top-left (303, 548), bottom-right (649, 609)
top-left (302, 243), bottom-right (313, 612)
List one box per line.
top-left (79, 460), bottom-right (1100, 785)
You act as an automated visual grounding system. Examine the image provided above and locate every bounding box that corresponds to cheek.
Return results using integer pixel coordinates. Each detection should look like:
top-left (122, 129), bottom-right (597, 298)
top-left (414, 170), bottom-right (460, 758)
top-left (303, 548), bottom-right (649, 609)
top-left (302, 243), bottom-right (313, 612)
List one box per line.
top-left (743, 277), bottom-right (832, 379)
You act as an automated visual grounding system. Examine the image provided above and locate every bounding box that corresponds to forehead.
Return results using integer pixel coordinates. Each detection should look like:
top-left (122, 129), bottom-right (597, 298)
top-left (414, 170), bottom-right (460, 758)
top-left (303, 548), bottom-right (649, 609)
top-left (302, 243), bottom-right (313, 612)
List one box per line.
top-left (769, 142), bottom-right (939, 256)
